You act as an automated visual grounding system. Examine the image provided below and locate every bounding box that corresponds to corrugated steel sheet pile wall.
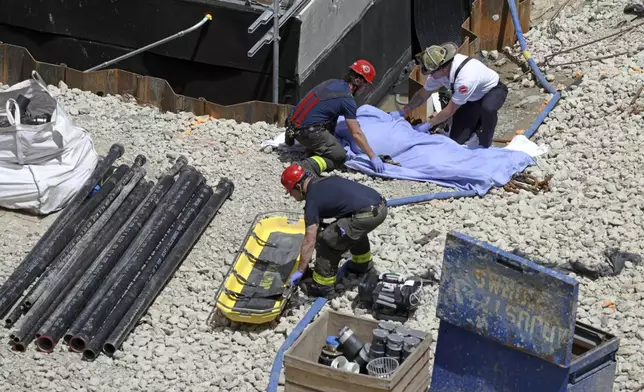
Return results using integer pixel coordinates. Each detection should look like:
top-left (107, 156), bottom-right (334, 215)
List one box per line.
top-left (0, 144), bottom-right (234, 360)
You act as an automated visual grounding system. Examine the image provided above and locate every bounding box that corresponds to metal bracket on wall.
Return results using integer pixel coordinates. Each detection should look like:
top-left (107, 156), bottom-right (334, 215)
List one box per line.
top-left (249, 1), bottom-right (281, 103)
top-left (247, 0), bottom-right (308, 58)
top-left (247, 0), bottom-right (307, 103)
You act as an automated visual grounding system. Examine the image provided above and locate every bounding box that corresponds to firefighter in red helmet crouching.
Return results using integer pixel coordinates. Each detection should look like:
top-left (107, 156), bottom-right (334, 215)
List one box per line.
top-left (280, 164), bottom-right (388, 298)
top-left (284, 60), bottom-right (385, 176)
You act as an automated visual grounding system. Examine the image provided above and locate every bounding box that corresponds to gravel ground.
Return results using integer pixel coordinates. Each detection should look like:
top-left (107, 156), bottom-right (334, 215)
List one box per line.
top-left (1, 0), bottom-right (644, 390)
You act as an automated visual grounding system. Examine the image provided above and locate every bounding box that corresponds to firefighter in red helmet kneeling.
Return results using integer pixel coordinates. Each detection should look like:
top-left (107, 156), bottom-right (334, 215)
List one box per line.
top-left (284, 60), bottom-right (385, 176)
top-left (281, 164), bottom-right (388, 298)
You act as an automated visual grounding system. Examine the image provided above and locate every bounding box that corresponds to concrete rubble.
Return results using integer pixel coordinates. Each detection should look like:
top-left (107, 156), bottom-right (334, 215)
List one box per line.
top-left (0, 0), bottom-right (643, 390)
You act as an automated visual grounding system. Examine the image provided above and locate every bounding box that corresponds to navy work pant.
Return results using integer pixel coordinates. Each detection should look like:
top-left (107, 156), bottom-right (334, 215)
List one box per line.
top-left (449, 81), bottom-right (508, 148)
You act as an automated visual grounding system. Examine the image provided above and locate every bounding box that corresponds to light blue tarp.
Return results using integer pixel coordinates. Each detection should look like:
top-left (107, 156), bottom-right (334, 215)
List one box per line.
top-left (334, 105), bottom-right (535, 196)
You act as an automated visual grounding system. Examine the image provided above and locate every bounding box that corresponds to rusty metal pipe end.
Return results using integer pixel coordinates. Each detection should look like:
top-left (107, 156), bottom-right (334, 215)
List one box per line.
top-left (35, 335), bottom-right (55, 353)
top-left (69, 335), bottom-right (88, 352)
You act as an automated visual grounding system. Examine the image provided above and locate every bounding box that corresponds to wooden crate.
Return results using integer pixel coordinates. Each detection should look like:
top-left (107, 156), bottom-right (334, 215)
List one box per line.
top-left (283, 310), bottom-right (431, 392)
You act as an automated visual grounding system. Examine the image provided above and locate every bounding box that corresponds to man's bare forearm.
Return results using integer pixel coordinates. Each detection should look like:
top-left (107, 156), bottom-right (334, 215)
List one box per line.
top-left (298, 225), bottom-right (318, 272)
top-left (402, 89), bottom-right (430, 114)
top-left (346, 120), bottom-right (377, 159)
top-left (352, 130), bottom-right (377, 159)
top-left (429, 110), bottom-right (451, 128)
top-left (429, 101), bottom-right (459, 127)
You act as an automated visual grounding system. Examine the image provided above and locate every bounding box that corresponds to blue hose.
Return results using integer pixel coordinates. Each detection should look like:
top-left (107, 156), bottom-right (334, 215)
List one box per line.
top-left (266, 2), bottom-right (562, 391)
top-left (387, 189), bottom-right (478, 208)
top-left (267, 297), bottom-right (328, 392)
top-left (506, 0), bottom-right (561, 139)
top-left (381, 0), bottom-right (562, 210)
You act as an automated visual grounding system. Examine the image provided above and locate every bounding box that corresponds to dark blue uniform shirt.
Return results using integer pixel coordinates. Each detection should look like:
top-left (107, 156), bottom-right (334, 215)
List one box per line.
top-left (303, 176), bottom-right (383, 227)
top-left (288, 80), bottom-right (358, 127)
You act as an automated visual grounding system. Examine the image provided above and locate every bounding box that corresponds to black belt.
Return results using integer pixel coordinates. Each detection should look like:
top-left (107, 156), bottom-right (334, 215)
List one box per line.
top-left (352, 197), bottom-right (386, 219)
top-left (286, 119), bottom-right (335, 136)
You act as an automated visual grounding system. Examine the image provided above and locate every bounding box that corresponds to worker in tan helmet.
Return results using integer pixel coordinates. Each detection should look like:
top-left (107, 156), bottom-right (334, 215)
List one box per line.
top-left (392, 42), bottom-right (508, 148)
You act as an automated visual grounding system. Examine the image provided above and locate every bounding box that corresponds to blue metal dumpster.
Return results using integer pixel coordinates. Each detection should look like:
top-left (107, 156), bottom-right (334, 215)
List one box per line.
top-left (429, 232), bottom-right (620, 392)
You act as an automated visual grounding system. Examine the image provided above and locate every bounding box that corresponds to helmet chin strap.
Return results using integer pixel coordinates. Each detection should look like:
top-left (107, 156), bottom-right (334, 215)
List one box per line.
top-left (297, 172), bottom-right (313, 195)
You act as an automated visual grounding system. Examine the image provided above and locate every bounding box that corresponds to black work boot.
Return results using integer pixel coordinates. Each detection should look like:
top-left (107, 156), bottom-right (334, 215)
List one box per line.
top-left (346, 260), bottom-right (374, 275)
top-left (300, 279), bottom-right (337, 299)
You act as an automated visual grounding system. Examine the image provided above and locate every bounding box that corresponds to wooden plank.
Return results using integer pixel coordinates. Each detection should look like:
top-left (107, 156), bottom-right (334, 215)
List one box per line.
top-left (285, 384), bottom-right (319, 392)
top-left (285, 310), bottom-right (390, 391)
top-left (412, 374), bottom-right (431, 392)
top-left (286, 311), bottom-right (328, 361)
top-left (388, 327), bottom-right (431, 386)
top-left (519, 0), bottom-right (531, 36)
top-left (284, 309), bottom-right (432, 392)
top-left (391, 344), bottom-right (431, 392)
top-left (469, 0), bottom-right (531, 51)
top-left (286, 357), bottom-right (392, 392)
top-left (285, 349), bottom-right (430, 392)
top-left (407, 65), bottom-right (428, 123)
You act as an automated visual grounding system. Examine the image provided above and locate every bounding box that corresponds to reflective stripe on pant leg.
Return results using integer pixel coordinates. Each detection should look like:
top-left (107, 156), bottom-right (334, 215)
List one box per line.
top-left (312, 271), bottom-right (336, 286)
top-left (322, 132), bottom-right (347, 171)
top-left (345, 205), bottom-right (387, 274)
top-left (315, 223), bottom-right (350, 284)
top-left (310, 156), bottom-right (328, 172)
top-left (350, 250), bottom-right (372, 264)
top-left (347, 235), bottom-right (373, 273)
top-left (311, 240), bottom-right (343, 296)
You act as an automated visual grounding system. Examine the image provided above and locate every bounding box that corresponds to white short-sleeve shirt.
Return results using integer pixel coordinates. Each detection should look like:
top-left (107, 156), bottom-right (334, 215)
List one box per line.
top-left (423, 54), bottom-right (500, 105)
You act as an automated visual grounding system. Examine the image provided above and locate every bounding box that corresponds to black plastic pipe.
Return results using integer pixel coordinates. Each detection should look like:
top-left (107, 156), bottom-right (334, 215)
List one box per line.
top-left (13, 276), bottom-right (77, 351)
top-left (63, 157), bottom-right (188, 344)
top-left (4, 293), bottom-right (25, 328)
top-left (69, 167), bottom-right (203, 352)
top-left (82, 183), bottom-right (213, 360)
top-left (33, 178), bottom-right (156, 352)
top-left (22, 163), bottom-right (134, 309)
top-left (18, 165), bottom-right (129, 311)
top-left (103, 178), bottom-right (234, 356)
top-left (0, 143), bottom-right (124, 318)
top-left (11, 164), bottom-right (146, 346)
top-left (0, 146), bottom-right (124, 304)
top-left (4, 159), bottom-right (128, 314)
top-left (34, 178), bottom-right (154, 352)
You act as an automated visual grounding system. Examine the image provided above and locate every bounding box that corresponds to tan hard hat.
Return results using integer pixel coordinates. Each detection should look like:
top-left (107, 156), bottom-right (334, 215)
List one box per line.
top-left (415, 42), bottom-right (458, 73)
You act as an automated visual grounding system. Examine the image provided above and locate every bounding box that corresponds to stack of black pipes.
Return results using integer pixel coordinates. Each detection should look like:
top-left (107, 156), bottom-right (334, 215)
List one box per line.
top-left (0, 143), bottom-right (234, 360)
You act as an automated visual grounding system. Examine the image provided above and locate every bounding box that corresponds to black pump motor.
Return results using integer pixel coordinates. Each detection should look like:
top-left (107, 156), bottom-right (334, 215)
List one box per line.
top-left (358, 269), bottom-right (424, 323)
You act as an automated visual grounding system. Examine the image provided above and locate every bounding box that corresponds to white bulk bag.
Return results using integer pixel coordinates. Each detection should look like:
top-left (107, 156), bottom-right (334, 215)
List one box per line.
top-left (0, 71), bottom-right (99, 214)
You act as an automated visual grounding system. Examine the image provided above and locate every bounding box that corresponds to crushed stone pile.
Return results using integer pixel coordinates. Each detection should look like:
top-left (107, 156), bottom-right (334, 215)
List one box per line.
top-left (0, 0), bottom-right (643, 390)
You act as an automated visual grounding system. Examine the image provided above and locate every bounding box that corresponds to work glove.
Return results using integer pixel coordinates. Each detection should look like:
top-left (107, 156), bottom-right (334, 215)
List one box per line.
top-left (414, 122), bottom-right (432, 133)
top-left (370, 156), bottom-right (386, 173)
top-left (288, 270), bottom-right (303, 287)
top-left (389, 109), bottom-right (404, 120)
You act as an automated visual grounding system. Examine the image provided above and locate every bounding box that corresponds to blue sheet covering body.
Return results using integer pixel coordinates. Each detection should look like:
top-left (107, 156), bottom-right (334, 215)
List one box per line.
top-left (333, 105), bottom-right (534, 196)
